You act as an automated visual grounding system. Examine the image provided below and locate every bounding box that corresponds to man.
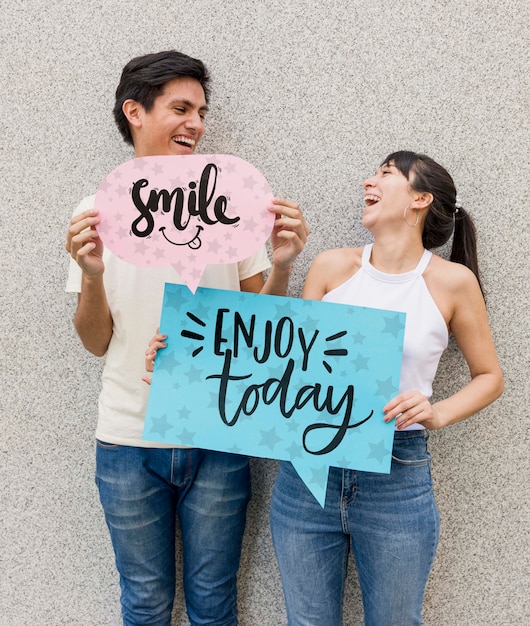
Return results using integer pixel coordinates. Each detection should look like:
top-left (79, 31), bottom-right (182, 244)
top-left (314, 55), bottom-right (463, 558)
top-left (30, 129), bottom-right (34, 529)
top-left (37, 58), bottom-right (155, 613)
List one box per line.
top-left (65, 50), bottom-right (308, 626)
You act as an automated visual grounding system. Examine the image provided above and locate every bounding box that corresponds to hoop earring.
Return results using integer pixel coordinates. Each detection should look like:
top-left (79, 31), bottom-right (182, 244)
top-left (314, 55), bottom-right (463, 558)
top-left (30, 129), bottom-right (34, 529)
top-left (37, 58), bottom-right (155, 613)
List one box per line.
top-left (403, 205), bottom-right (419, 227)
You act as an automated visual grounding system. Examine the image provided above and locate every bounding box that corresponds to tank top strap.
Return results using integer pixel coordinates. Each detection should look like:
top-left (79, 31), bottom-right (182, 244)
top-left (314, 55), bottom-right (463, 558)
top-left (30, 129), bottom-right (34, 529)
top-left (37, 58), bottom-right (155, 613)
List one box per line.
top-left (361, 243), bottom-right (373, 267)
top-left (415, 249), bottom-right (433, 275)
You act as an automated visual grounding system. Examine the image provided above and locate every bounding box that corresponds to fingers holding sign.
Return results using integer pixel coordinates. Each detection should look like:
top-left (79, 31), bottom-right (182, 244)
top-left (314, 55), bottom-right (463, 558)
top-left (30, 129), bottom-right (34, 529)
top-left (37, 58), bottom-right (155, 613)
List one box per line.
top-left (142, 330), bottom-right (167, 385)
top-left (268, 198), bottom-right (310, 270)
top-left (65, 209), bottom-right (105, 277)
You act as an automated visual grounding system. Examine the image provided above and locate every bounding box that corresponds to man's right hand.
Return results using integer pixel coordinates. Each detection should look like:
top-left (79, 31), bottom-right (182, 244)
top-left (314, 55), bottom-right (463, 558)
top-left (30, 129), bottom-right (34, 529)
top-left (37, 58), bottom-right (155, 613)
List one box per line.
top-left (65, 209), bottom-right (105, 276)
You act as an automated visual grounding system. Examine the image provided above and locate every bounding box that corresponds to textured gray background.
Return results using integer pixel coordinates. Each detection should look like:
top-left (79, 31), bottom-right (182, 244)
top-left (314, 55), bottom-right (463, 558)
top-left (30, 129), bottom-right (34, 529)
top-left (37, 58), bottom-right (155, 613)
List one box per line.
top-left (1, 1), bottom-right (529, 624)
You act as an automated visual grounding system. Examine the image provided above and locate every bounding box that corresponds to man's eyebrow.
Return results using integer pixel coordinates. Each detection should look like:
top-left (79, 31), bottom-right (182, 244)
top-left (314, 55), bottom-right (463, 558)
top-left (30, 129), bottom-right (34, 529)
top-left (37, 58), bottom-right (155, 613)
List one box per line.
top-left (169, 98), bottom-right (209, 112)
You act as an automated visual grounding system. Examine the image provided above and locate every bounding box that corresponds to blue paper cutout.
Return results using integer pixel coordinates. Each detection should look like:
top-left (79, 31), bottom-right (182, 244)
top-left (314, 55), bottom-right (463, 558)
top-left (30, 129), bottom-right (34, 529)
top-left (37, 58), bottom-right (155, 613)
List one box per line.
top-left (144, 285), bottom-right (405, 506)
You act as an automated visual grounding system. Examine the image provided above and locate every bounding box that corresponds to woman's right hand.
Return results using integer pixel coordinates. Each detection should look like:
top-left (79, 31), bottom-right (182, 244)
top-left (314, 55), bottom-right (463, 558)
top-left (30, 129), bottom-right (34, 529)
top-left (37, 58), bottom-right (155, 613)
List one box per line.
top-left (142, 330), bottom-right (168, 385)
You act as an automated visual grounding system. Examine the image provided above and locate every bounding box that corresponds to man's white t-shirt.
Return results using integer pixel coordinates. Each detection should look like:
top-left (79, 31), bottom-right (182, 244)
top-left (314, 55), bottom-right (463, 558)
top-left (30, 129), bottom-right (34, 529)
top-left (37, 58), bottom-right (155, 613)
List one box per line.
top-left (66, 195), bottom-right (271, 447)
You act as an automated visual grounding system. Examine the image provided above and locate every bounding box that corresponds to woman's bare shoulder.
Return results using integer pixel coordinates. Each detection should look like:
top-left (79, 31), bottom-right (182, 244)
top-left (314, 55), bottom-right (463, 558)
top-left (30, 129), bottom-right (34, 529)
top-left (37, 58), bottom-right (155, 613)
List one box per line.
top-left (312, 246), bottom-right (363, 270)
top-left (427, 253), bottom-right (479, 291)
top-left (305, 247), bottom-right (364, 297)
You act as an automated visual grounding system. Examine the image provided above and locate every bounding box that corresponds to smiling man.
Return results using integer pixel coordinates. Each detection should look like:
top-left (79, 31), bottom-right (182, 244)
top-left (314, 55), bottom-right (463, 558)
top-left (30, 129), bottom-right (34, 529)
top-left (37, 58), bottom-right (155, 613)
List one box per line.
top-left (65, 50), bottom-right (308, 626)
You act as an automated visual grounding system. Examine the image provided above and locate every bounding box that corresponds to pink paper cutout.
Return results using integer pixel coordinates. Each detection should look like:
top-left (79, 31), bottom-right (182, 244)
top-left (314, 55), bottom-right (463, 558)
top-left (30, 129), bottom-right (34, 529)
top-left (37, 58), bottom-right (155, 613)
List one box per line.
top-left (95, 155), bottom-right (275, 292)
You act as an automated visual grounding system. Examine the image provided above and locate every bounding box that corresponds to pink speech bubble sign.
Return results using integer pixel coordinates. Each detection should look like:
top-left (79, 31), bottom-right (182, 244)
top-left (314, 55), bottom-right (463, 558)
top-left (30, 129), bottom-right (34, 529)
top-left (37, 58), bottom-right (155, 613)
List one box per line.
top-left (95, 155), bottom-right (275, 292)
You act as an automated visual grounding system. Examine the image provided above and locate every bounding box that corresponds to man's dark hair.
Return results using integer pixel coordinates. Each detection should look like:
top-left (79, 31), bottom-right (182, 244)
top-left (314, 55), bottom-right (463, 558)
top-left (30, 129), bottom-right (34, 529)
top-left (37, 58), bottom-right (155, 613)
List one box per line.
top-left (113, 50), bottom-right (211, 145)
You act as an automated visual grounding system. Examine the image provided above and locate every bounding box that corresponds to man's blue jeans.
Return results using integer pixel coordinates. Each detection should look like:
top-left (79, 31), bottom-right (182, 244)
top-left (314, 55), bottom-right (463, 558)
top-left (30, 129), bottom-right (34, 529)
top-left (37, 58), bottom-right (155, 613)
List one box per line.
top-left (270, 430), bottom-right (439, 626)
top-left (95, 443), bottom-right (250, 626)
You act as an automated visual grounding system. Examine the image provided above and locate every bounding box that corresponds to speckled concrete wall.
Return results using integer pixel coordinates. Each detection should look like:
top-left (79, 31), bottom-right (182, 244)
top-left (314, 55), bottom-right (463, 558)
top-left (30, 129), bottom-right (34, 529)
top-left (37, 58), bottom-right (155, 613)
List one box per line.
top-left (1, 1), bottom-right (528, 624)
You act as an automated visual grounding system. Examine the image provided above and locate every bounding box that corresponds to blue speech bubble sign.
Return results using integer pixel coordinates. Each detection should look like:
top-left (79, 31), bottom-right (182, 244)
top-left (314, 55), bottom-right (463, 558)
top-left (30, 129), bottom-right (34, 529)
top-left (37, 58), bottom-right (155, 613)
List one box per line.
top-left (144, 285), bottom-right (405, 506)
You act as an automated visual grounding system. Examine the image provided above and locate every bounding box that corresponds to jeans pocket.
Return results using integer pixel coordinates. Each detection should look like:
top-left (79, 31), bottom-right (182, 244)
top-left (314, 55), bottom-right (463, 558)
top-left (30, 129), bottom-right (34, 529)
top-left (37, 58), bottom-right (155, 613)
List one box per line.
top-left (96, 439), bottom-right (120, 450)
top-left (391, 435), bottom-right (430, 467)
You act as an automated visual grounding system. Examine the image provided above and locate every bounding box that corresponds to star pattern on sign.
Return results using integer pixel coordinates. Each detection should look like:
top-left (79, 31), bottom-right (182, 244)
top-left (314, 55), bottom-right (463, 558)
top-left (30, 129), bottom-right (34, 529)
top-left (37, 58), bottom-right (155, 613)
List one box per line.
top-left (134, 240), bottom-right (146, 255)
top-left (375, 376), bottom-right (396, 399)
top-left (297, 374), bottom-right (316, 390)
top-left (285, 419), bottom-right (300, 433)
top-left (243, 176), bottom-right (256, 190)
top-left (164, 294), bottom-right (183, 315)
top-left (187, 266), bottom-right (203, 282)
top-left (261, 222), bottom-right (271, 236)
top-left (352, 332), bottom-right (366, 345)
top-left (266, 363), bottom-right (288, 380)
top-left (243, 216), bottom-right (258, 232)
top-left (301, 315), bottom-right (319, 333)
top-left (184, 364), bottom-right (204, 384)
top-left (148, 413), bottom-right (173, 438)
top-left (172, 259), bottom-right (186, 275)
top-left (152, 163), bottom-right (164, 175)
top-left (226, 246), bottom-right (238, 257)
top-left (178, 406), bottom-right (192, 421)
top-left (191, 300), bottom-right (211, 320)
top-left (116, 226), bottom-right (129, 240)
top-left (183, 341), bottom-right (199, 358)
top-left (259, 427), bottom-right (282, 451)
top-left (224, 161), bottom-right (236, 174)
top-left (367, 439), bottom-right (390, 464)
top-left (274, 300), bottom-right (297, 319)
top-left (383, 314), bottom-right (405, 338)
top-left (228, 443), bottom-right (243, 454)
top-left (286, 440), bottom-right (303, 460)
top-left (97, 221), bottom-right (112, 237)
top-left (157, 351), bottom-right (181, 375)
top-left (152, 247), bottom-right (166, 261)
top-left (208, 239), bottom-right (222, 254)
top-left (177, 427), bottom-right (196, 446)
top-left (309, 465), bottom-right (330, 487)
top-left (351, 353), bottom-right (370, 371)
top-left (334, 457), bottom-right (352, 469)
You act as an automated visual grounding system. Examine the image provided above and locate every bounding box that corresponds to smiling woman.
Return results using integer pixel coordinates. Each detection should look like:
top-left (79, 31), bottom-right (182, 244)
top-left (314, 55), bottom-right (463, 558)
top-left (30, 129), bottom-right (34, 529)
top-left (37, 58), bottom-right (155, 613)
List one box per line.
top-left (270, 150), bottom-right (504, 626)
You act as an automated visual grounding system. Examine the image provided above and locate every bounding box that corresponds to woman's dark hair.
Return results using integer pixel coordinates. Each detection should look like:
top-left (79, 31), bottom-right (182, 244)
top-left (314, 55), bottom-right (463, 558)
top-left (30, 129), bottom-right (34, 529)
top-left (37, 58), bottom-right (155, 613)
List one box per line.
top-left (382, 150), bottom-right (483, 294)
top-left (113, 50), bottom-right (211, 146)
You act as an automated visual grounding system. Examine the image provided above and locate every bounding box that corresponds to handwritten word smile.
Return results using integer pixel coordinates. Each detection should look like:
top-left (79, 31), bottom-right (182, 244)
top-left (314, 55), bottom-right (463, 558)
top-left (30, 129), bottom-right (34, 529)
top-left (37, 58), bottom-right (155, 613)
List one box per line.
top-left (130, 163), bottom-right (239, 238)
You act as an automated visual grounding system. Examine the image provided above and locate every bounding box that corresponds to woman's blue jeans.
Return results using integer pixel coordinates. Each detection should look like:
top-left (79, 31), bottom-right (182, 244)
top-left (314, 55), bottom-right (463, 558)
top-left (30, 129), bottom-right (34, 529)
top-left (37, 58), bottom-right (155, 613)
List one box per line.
top-left (270, 430), bottom-right (439, 626)
top-left (95, 443), bottom-right (250, 626)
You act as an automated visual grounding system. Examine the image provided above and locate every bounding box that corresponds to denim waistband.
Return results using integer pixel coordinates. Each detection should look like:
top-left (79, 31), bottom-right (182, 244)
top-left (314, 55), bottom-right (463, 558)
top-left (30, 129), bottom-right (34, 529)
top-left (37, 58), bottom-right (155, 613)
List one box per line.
top-left (393, 429), bottom-right (429, 441)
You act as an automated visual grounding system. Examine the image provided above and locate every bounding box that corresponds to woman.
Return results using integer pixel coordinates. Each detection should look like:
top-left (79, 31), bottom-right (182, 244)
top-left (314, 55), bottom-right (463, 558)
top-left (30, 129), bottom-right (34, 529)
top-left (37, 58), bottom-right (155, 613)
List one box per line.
top-left (269, 151), bottom-right (504, 626)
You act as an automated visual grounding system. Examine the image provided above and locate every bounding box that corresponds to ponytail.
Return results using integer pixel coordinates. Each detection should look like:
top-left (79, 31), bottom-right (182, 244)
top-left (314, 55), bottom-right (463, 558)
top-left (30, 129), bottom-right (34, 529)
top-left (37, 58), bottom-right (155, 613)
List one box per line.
top-left (450, 206), bottom-right (483, 295)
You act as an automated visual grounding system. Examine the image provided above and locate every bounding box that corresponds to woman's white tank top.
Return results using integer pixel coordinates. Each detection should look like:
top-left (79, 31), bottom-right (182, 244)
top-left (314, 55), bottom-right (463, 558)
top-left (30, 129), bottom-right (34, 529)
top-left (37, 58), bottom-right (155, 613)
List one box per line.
top-left (322, 244), bottom-right (448, 428)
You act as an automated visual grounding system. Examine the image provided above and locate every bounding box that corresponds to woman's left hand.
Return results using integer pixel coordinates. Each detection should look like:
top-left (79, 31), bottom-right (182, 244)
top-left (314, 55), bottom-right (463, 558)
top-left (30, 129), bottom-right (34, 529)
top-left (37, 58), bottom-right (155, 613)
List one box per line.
top-left (383, 391), bottom-right (443, 430)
